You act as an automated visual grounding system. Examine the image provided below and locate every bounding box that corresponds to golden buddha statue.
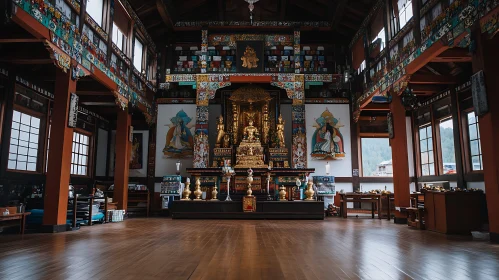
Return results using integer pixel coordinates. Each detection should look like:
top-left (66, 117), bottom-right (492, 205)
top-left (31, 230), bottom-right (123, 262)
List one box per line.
top-left (216, 115), bottom-right (225, 147)
top-left (277, 113), bottom-right (285, 148)
top-left (243, 119), bottom-right (260, 142)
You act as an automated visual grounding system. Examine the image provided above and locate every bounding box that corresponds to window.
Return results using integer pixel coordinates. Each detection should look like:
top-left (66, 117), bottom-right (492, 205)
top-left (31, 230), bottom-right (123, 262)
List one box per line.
top-left (372, 28), bottom-right (386, 51)
top-left (438, 118), bottom-right (456, 174)
top-left (112, 23), bottom-right (127, 51)
top-left (398, 0), bottom-right (413, 29)
top-left (8, 110), bottom-right (40, 171)
top-left (361, 138), bottom-right (393, 177)
top-left (133, 38), bottom-right (143, 71)
top-left (86, 0), bottom-right (103, 26)
top-left (71, 132), bottom-right (90, 176)
top-left (467, 111), bottom-right (482, 171)
top-left (419, 125), bottom-right (435, 176)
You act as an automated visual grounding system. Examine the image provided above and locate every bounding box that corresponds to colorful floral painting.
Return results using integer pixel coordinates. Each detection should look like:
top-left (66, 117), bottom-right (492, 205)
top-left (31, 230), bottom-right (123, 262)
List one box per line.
top-left (310, 108), bottom-right (345, 160)
top-left (163, 109), bottom-right (195, 158)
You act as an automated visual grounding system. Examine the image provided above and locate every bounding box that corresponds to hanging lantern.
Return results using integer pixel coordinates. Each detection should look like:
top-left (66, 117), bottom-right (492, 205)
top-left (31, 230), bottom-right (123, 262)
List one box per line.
top-left (400, 87), bottom-right (419, 110)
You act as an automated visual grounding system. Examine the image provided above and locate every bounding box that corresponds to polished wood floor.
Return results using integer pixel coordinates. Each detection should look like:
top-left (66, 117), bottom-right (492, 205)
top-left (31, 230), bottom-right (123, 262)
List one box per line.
top-left (1, 218), bottom-right (499, 280)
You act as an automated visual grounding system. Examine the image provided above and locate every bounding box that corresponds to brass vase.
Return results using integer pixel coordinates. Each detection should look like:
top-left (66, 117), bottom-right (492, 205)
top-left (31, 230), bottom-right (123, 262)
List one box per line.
top-left (279, 186), bottom-right (287, 201)
top-left (305, 179), bottom-right (315, 200)
top-left (181, 179), bottom-right (191, 200)
top-left (194, 178), bottom-right (203, 200)
top-left (211, 185), bottom-right (219, 201)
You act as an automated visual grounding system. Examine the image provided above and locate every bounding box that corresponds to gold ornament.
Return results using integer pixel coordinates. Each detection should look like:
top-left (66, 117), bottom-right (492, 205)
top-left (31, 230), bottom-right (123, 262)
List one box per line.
top-left (305, 179), bottom-right (315, 200)
top-left (279, 186), bottom-right (287, 201)
top-left (241, 46), bottom-right (259, 69)
top-left (215, 115), bottom-right (225, 147)
top-left (277, 113), bottom-right (285, 148)
top-left (181, 179), bottom-right (191, 200)
top-left (194, 178), bottom-right (203, 200)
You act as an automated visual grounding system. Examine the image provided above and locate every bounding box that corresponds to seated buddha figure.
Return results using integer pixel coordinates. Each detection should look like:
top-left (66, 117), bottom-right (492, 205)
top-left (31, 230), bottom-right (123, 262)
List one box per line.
top-left (243, 120), bottom-right (260, 142)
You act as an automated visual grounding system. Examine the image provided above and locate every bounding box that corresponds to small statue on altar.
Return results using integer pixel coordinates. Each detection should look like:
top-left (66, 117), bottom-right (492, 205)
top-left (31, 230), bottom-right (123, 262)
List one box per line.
top-left (223, 134), bottom-right (230, 148)
top-left (243, 119), bottom-right (260, 142)
top-left (277, 114), bottom-right (285, 147)
top-left (216, 115), bottom-right (225, 147)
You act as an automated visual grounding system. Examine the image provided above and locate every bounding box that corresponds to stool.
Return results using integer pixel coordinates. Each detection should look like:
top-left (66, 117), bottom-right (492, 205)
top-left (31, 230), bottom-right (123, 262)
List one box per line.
top-left (406, 207), bottom-right (425, 229)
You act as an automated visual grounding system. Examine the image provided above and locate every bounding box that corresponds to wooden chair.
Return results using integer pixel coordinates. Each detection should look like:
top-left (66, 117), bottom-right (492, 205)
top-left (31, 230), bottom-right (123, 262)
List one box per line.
top-left (406, 207), bottom-right (425, 229)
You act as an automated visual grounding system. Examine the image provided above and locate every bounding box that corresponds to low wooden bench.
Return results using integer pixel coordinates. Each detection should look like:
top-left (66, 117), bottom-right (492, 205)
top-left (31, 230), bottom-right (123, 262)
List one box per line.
top-left (0, 212), bottom-right (31, 235)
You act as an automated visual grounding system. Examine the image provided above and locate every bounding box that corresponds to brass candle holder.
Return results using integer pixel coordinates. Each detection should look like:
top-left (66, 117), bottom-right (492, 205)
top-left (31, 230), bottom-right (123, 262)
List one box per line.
top-left (246, 168), bottom-right (253, 196)
top-left (305, 178), bottom-right (315, 200)
top-left (181, 178), bottom-right (191, 200)
top-left (194, 178), bottom-right (203, 200)
top-left (211, 184), bottom-right (219, 201)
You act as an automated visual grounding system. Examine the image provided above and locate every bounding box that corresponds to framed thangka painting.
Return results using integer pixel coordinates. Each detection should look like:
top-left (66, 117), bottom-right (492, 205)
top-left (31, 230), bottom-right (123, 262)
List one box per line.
top-left (236, 41), bottom-right (264, 73)
top-left (157, 106), bottom-right (196, 158)
top-left (310, 108), bottom-right (346, 160)
top-left (129, 133), bottom-right (143, 169)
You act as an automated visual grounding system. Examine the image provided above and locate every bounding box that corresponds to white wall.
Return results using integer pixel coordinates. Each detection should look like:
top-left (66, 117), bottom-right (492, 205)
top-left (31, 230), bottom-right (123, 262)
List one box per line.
top-left (109, 130), bottom-right (149, 177)
top-left (305, 104), bottom-right (351, 177)
top-left (468, 181), bottom-right (486, 192)
top-left (95, 128), bottom-right (108, 176)
top-left (155, 104), bottom-right (196, 178)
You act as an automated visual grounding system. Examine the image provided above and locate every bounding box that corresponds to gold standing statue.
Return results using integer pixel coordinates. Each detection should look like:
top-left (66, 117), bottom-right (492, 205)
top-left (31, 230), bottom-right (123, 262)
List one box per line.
top-left (232, 104), bottom-right (238, 144)
top-left (216, 115), bottom-right (225, 147)
top-left (262, 104), bottom-right (270, 144)
top-left (277, 113), bottom-right (285, 148)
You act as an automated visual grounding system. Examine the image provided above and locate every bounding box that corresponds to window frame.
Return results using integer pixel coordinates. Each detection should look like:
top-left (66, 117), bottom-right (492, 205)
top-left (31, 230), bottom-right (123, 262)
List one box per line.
top-left (461, 108), bottom-right (483, 173)
top-left (7, 105), bottom-right (46, 174)
top-left (133, 36), bottom-right (145, 72)
top-left (434, 116), bottom-right (457, 176)
top-left (70, 129), bottom-right (94, 178)
top-left (85, 0), bottom-right (104, 27)
top-left (418, 123), bottom-right (436, 177)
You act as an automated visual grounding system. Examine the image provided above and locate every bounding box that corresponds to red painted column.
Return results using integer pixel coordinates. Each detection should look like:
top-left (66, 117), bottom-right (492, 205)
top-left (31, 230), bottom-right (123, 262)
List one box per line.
top-left (114, 108), bottom-right (131, 211)
top-left (389, 91), bottom-right (411, 223)
top-left (43, 69), bottom-right (75, 231)
top-left (472, 32), bottom-right (499, 243)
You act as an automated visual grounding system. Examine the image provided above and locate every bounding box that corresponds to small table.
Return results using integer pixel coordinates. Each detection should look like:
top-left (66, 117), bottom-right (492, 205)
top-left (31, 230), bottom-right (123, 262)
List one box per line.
top-left (0, 212), bottom-right (31, 235)
top-left (340, 193), bottom-right (381, 219)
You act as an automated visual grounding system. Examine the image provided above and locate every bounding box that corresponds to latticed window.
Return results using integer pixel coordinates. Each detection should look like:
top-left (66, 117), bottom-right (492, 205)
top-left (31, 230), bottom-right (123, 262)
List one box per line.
top-left (419, 125), bottom-right (434, 176)
top-left (71, 132), bottom-right (90, 176)
top-left (8, 110), bottom-right (40, 171)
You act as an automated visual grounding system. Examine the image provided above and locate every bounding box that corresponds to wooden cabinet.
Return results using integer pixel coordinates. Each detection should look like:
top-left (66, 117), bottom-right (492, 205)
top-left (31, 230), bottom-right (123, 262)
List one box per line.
top-left (424, 191), bottom-right (484, 234)
top-left (127, 190), bottom-right (150, 217)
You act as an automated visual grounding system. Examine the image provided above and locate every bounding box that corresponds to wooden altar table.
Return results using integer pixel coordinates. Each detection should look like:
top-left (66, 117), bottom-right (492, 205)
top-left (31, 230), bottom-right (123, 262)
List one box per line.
top-left (339, 193), bottom-right (381, 219)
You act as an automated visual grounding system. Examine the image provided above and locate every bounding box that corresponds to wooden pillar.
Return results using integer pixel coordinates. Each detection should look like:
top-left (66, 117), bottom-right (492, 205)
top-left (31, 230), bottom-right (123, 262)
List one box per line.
top-left (389, 91), bottom-right (411, 223)
top-left (472, 31), bottom-right (499, 243)
top-left (114, 108), bottom-right (131, 210)
top-left (450, 88), bottom-right (465, 188)
top-left (350, 104), bottom-right (360, 191)
top-left (43, 69), bottom-right (76, 231)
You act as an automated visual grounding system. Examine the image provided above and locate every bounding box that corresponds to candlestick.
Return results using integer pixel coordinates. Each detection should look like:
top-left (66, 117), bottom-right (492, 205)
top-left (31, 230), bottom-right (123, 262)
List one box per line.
top-left (325, 162), bottom-right (330, 175)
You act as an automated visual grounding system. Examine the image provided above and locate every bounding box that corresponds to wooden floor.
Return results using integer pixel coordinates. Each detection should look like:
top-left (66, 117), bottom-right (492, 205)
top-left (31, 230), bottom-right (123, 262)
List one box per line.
top-left (1, 218), bottom-right (499, 280)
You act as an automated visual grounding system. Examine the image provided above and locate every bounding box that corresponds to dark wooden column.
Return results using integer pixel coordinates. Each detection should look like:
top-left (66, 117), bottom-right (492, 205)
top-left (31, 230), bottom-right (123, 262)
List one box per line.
top-left (350, 104), bottom-right (360, 191)
top-left (389, 91), bottom-right (411, 223)
top-left (472, 30), bottom-right (499, 243)
top-left (0, 68), bottom-right (15, 178)
top-left (450, 87), bottom-right (465, 188)
top-left (43, 69), bottom-right (76, 231)
top-left (114, 108), bottom-right (131, 210)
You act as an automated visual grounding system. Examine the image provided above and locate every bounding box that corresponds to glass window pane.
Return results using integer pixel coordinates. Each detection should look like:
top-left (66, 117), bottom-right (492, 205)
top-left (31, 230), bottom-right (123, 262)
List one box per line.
top-left (469, 124), bottom-right (477, 140)
top-left (422, 164), bottom-right (429, 176)
top-left (470, 140), bottom-right (479, 156)
top-left (8, 160), bottom-right (16, 169)
top-left (20, 124), bottom-right (29, 132)
top-left (12, 110), bottom-right (21, 122)
top-left (427, 126), bottom-right (432, 138)
top-left (11, 122), bottom-right (19, 130)
top-left (9, 144), bottom-right (17, 154)
top-left (439, 119), bottom-right (455, 173)
top-left (19, 140), bottom-right (28, 148)
top-left (27, 163), bottom-right (36, 171)
top-left (17, 161), bottom-right (27, 170)
top-left (428, 137), bottom-right (433, 151)
top-left (472, 156), bottom-right (481, 170)
top-left (419, 127), bottom-right (426, 139)
top-left (134, 38), bottom-right (143, 70)
top-left (420, 140), bottom-right (427, 152)
top-left (428, 151), bottom-right (434, 164)
top-left (31, 127), bottom-right (39, 135)
top-left (20, 114), bottom-right (30, 125)
top-left (29, 142), bottom-right (38, 149)
top-left (468, 111), bottom-right (476, 124)
top-left (11, 130), bottom-right (19, 139)
top-left (429, 163), bottom-right (435, 175)
top-left (31, 117), bottom-right (40, 128)
top-left (19, 131), bottom-right (29, 141)
top-left (18, 147), bottom-right (28, 156)
top-left (28, 148), bottom-right (37, 157)
top-left (30, 133), bottom-right (39, 144)
top-left (28, 156), bottom-right (37, 163)
top-left (421, 152), bottom-right (428, 164)
top-left (18, 155), bottom-right (27, 162)
top-left (9, 153), bottom-right (17, 160)
top-left (86, 0), bottom-right (103, 26)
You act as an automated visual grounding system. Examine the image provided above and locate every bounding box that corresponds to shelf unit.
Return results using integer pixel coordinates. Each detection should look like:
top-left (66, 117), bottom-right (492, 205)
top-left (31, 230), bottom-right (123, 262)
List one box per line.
top-left (127, 190), bottom-right (150, 217)
top-left (264, 45), bottom-right (295, 73)
top-left (207, 46), bottom-right (237, 73)
top-left (173, 45), bottom-right (201, 73)
top-left (300, 45), bottom-right (334, 73)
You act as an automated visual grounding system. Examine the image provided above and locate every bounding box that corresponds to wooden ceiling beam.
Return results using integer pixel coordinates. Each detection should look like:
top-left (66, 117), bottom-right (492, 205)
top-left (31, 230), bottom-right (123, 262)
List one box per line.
top-left (0, 38), bottom-right (44, 43)
top-left (362, 103), bottom-right (390, 111)
top-left (0, 58), bottom-right (53, 65)
top-left (410, 84), bottom-right (445, 93)
top-left (431, 48), bottom-right (472, 63)
top-left (137, 5), bottom-right (159, 17)
top-left (177, 0), bottom-right (206, 13)
top-left (331, 0), bottom-right (348, 31)
top-left (410, 74), bottom-right (459, 84)
top-left (291, 0), bottom-right (327, 18)
top-left (156, 0), bottom-right (175, 31)
top-left (280, 0), bottom-right (287, 21)
top-left (218, 0), bottom-right (225, 21)
top-left (76, 90), bottom-right (113, 96)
